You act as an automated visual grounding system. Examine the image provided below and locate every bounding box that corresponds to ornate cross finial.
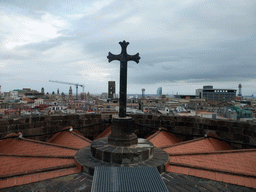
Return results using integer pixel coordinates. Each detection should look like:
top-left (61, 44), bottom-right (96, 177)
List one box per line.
top-left (107, 40), bottom-right (140, 117)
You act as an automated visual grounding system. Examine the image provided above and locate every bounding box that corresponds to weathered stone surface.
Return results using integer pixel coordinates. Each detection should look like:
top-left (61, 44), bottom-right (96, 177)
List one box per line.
top-left (1, 114), bottom-right (255, 148)
top-left (108, 117), bottom-right (138, 146)
top-left (90, 137), bottom-right (154, 164)
top-left (0, 114), bottom-right (107, 141)
top-left (6, 171), bottom-right (255, 192)
top-left (74, 145), bottom-right (169, 175)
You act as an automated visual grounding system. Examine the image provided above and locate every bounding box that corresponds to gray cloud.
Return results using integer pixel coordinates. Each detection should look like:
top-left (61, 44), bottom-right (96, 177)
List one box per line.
top-left (0, 0), bottom-right (53, 10)
top-left (1, 0), bottom-right (256, 95)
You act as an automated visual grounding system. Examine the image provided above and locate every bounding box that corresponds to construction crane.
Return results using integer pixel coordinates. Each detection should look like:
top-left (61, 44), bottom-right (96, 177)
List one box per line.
top-left (49, 80), bottom-right (84, 100)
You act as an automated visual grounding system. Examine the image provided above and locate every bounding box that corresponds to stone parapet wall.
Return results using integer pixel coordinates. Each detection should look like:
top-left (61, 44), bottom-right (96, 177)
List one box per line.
top-left (0, 114), bottom-right (255, 149)
top-left (129, 114), bottom-right (256, 149)
top-left (0, 114), bottom-right (109, 141)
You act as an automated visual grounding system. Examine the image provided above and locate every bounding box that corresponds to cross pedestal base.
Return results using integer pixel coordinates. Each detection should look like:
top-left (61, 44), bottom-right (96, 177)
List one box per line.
top-left (108, 116), bottom-right (138, 146)
top-left (74, 138), bottom-right (170, 175)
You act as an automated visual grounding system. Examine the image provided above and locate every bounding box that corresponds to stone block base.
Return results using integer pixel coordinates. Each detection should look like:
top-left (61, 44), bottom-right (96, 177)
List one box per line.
top-left (74, 144), bottom-right (170, 175)
top-left (91, 137), bottom-right (154, 164)
top-left (108, 117), bottom-right (138, 146)
top-left (108, 133), bottom-right (138, 146)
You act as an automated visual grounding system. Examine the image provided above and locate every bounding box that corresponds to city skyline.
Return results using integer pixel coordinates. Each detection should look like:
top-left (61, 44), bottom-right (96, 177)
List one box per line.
top-left (1, 1), bottom-right (256, 95)
top-left (1, 82), bottom-right (255, 97)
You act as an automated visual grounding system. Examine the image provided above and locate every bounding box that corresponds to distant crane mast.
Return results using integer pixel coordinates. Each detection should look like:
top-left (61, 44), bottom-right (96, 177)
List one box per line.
top-left (49, 80), bottom-right (84, 100)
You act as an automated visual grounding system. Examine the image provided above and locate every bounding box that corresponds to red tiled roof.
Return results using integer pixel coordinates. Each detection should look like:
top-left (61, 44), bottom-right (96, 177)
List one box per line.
top-left (0, 134), bottom-right (80, 189)
top-left (0, 127), bottom-right (255, 190)
top-left (48, 128), bottom-right (91, 149)
top-left (166, 149), bottom-right (256, 189)
top-left (162, 136), bottom-right (232, 154)
top-left (196, 110), bottom-right (208, 114)
top-left (167, 165), bottom-right (256, 189)
top-left (0, 167), bottom-right (79, 189)
top-left (21, 97), bottom-right (35, 103)
top-left (169, 149), bottom-right (256, 176)
top-left (0, 155), bottom-right (76, 179)
top-left (0, 138), bottom-right (77, 157)
top-left (147, 130), bottom-right (180, 148)
top-left (144, 130), bottom-right (157, 139)
top-left (94, 126), bottom-right (111, 140)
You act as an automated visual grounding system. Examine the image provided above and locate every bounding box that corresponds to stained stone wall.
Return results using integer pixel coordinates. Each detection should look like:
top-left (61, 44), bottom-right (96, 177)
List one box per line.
top-left (130, 114), bottom-right (256, 149)
top-left (0, 114), bottom-right (109, 141)
top-left (0, 114), bottom-right (255, 149)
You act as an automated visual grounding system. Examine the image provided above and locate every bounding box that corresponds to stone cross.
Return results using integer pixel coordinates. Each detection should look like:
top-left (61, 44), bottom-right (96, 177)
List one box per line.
top-left (107, 40), bottom-right (140, 117)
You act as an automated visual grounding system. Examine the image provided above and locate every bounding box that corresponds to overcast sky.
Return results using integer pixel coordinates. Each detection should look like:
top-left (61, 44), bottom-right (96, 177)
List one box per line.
top-left (1, 0), bottom-right (256, 96)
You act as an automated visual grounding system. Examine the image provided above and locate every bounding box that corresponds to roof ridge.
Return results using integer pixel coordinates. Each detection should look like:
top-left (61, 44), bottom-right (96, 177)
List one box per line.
top-left (146, 130), bottom-right (160, 141)
top-left (20, 137), bottom-right (79, 150)
top-left (169, 162), bottom-right (256, 178)
top-left (165, 132), bottom-right (180, 143)
top-left (47, 131), bottom-right (65, 143)
top-left (95, 126), bottom-right (111, 140)
top-left (71, 131), bottom-right (92, 143)
top-left (168, 148), bottom-right (256, 156)
top-left (0, 163), bottom-right (76, 180)
top-left (207, 137), bottom-right (232, 151)
top-left (161, 137), bottom-right (204, 149)
top-left (0, 153), bottom-right (74, 159)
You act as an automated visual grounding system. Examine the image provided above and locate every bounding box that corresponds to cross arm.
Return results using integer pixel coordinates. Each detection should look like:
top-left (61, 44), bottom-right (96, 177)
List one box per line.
top-left (127, 53), bottom-right (140, 64)
top-left (107, 52), bottom-right (122, 63)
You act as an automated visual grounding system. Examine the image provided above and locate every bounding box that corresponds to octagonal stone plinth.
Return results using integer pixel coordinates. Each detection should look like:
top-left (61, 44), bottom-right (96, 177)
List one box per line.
top-left (91, 137), bottom-right (154, 164)
top-left (74, 138), bottom-right (170, 176)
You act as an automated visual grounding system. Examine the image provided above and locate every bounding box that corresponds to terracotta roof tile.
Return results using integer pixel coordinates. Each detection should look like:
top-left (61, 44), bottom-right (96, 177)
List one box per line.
top-left (145, 130), bottom-right (159, 140)
top-left (21, 97), bottom-right (34, 103)
top-left (251, 178), bottom-right (256, 188)
top-left (148, 131), bottom-right (180, 147)
top-left (144, 130), bottom-right (158, 139)
top-left (94, 126), bottom-right (111, 140)
top-left (163, 136), bottom-right (232, 154)
top-left (167, 149), bottom-right (256, 188)
top-left (0, 138), bottom-right (77, 157)
top-left (72, 130), bottom-right (92, 142)
top-left (0, 167), bottom-right (80, 189)
top-left (0, 155), bottom-right (76, 179)
top-left (0, 126), bottom-right (255, 190)
top-left (48, 129), bottom-right (91, 149)
top-left (167, 165), bottom-right (256, 189)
